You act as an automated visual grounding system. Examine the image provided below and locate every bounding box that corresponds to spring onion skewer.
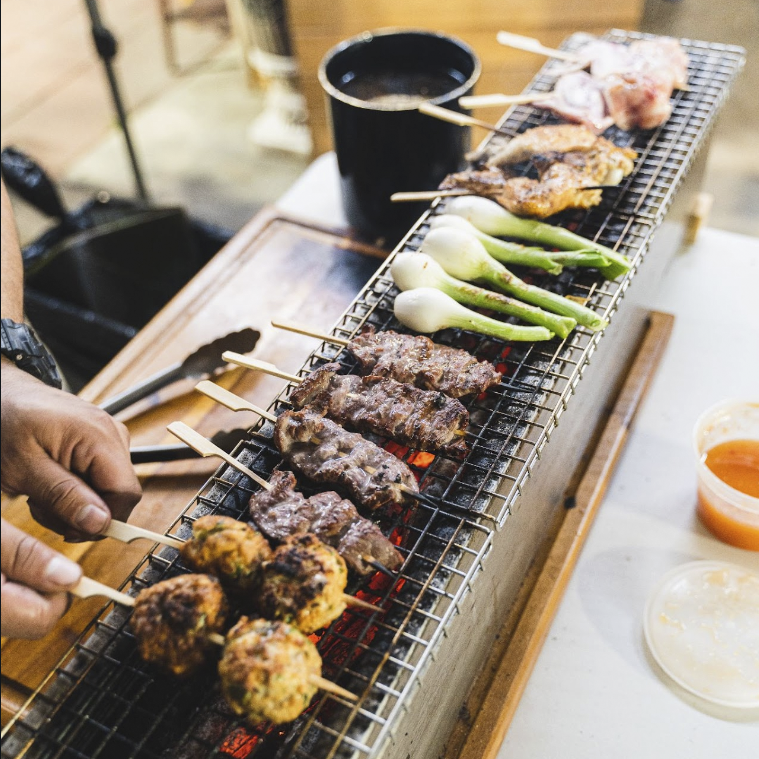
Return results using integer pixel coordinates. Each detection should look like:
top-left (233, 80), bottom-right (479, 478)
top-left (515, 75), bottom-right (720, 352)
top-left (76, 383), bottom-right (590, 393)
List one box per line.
top-left (430, 215), bottom-right (564, 274)
top-left (420, 227), bottom-right (608, 331)
top-left (394, 288), bottom-right (554, 342)
top-left (391, 253), bottom-right (576, 339)
top-left (446, 196), bottom-right (631, 280)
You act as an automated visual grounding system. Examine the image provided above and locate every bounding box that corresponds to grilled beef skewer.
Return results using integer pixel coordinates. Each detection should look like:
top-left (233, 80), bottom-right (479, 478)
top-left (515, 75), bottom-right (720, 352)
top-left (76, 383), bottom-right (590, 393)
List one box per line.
top-left (347, 327), bottom-right (502, 399)
top-left (275, 408), bottom-right (420, 511)
top-left (249, 470), bottom-right (403, 575)
top-left (289, 362), bottom-right (469, 454)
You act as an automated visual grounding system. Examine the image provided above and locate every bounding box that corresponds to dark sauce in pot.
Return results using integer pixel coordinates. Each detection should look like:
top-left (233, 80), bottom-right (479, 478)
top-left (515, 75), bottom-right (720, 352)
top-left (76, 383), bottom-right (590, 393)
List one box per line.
top-left (339, 70), bottom-right (466, 107)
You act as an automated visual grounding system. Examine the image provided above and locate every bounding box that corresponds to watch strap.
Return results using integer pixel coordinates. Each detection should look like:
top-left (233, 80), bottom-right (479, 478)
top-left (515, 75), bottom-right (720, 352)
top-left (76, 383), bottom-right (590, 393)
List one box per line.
top-left (1, 319), bottom-right (63, 389)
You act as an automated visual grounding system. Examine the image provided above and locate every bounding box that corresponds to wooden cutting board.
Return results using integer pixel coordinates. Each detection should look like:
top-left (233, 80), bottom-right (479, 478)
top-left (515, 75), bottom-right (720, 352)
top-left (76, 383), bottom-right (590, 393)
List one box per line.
top-left (1, 207), bottom-right (388, 722)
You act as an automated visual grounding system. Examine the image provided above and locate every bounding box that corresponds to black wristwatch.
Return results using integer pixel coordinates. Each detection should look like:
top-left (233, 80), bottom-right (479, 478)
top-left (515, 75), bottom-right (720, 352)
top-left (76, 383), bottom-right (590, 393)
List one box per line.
top-left (0, 318), bottom-right (62, 389)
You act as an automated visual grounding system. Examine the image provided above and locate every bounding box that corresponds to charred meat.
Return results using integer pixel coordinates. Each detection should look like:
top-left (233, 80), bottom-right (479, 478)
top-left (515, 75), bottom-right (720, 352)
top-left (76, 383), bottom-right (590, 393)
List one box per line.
top-left (348, 328), bottom-right (502, 399)
top-left (249, 470), bottom-right (403, 575)
top-left (259, 534), bottom-right (348, 634)
top-left (290, 362), bottom-right (469, 453)
top-left (180, 515), bottom-right (272, 595)
top-left (131, 574), bottom-right (228, 676)
top-left (274, 408), bottom-right (420, 511)
top-left (219, 617), bottom-right (321, 725)
top-left (452, 125), bottom-right (637, 218)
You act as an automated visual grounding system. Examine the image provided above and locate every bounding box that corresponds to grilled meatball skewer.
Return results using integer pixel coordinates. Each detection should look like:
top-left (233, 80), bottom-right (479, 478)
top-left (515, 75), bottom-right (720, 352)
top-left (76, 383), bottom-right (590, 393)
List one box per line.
top-left (180, 517), bottom-right (382, 623)
top-left (72, 573), bottom-right (230, 677)
top-left (223, 357), bottom-right (469, 454)
top-left (268, 321), bottom-right (502, 399)
top-left (219, 617), bottom-right (356, 724)
top-left (72, 573), bottom-right (359, 706)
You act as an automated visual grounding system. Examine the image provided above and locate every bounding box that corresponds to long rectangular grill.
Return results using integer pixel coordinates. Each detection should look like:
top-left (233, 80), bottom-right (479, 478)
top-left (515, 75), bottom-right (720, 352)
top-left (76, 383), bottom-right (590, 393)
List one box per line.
top-left (1, 30), bottom-right (745, 759)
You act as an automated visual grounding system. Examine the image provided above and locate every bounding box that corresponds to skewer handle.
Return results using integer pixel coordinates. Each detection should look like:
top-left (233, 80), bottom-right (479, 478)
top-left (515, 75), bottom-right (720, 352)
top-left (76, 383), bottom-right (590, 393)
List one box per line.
top-left (270, 320), bottom-right (350, 347)
top-left (208, 632), bottom-right (226, 646)
top-left (390, 189), bottom-right (472, 203)
top-left (418, 102), bottom-right (515, 137)
top-left (309, 675), bottom-right (358, 702)
top-left (222, 354), bottom-right (303, 385)
top-left (167, 421), bottom-right (271, 491)
top-left (72, 576), bottom-right (136, 607)
top-left (496, 31), bottom-right (579, 62)
top-left (196, 379), bottom-right (277, 423)
top-left (104, 520), bottom-right (184, 550)
top-left (458, 92), bottom-right (553, 109)
top-left (418, 102), bottom-right (477, 127)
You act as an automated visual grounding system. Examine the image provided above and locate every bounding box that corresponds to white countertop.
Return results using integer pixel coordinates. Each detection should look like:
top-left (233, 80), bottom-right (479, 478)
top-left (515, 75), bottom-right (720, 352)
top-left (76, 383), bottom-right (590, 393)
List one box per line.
top-left (278, 155), bottom-right (759, 757)
top-left (498, 227), bottom-right (759, 759)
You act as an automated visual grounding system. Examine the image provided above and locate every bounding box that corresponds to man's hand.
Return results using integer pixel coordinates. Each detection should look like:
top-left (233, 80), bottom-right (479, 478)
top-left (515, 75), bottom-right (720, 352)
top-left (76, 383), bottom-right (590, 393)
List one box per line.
top-left (1, 519), bottom-right (82, 638)
top-left (1, 361), bottom-right (142, 540)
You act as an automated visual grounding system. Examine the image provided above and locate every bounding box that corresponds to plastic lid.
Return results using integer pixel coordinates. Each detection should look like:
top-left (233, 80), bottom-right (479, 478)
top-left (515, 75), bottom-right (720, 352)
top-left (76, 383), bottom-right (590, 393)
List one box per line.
top-left (644, 560), bottom-right (759, 709)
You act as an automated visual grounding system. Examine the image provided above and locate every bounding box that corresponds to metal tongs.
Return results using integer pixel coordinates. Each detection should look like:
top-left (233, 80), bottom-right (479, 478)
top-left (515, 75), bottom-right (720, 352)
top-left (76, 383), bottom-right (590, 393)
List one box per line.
top-left (99, 327), bottom-right (260, 415)
top-left (96, 327), bottom-right (260, 464)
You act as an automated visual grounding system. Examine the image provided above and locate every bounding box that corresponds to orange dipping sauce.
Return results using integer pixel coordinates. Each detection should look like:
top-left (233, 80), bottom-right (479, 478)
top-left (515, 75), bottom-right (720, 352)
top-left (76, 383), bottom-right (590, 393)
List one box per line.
top-left (703, 439), bottom-right (759, 498)
top-left (697, 438), bottom-right (759, 551)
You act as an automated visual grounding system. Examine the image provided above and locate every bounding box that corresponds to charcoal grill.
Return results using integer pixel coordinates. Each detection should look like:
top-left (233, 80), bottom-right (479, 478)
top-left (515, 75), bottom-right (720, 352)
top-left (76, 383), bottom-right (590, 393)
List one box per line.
top-left (1, 30), bottom-right (746, 759)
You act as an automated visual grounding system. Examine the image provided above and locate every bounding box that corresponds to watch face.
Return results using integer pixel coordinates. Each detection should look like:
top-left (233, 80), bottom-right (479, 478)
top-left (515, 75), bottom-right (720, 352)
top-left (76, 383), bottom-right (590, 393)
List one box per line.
top-left (1, 318), bottom-right (62, 388)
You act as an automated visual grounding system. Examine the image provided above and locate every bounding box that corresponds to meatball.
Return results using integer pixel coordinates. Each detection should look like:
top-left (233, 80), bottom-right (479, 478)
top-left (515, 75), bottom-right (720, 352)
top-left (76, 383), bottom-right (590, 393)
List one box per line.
top-left (180, 515), bottom-right (272, 596)
top-left (219, 617), bottom-right (321, 724)
top-left (130, 574), bottom-right (228, 676)
top-left (259, 534), bottom-right (348, 634)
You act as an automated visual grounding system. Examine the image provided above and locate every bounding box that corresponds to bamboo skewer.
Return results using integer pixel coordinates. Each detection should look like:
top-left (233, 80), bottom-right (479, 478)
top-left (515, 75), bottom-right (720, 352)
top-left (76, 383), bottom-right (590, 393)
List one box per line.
top-left (70, 582), bottom-right (357, 701)
top-left (270, 320), bottom-right (350, 346)
top-left (496, 31), bottom-right (579, 62)
top-left (459, 92), bottom-right (554, 109)
top-left (72, 576), bottom-right (136, 606)
top-left (221, 354), bottom-right (302, 384)
top-left (104, 520), bottom-right (184, 550)
top-left (270, 319), bottom-right (350, 346)
top-left (167, 421), bottom-right (271, 491)
top-left (390, 189), bottom-right (475, 203)
top-left (418, 102), bottom-right (517, 138)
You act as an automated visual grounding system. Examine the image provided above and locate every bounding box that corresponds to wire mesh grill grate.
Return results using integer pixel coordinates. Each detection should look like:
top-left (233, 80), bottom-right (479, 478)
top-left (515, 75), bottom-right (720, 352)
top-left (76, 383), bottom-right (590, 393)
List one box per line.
top-left (2, 30), bottom-right (745, 759)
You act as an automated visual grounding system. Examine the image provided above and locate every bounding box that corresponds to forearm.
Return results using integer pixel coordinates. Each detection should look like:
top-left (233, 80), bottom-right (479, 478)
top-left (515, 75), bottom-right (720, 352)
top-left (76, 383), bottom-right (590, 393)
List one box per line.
top-left (1, 179), bottom-right (24, 321)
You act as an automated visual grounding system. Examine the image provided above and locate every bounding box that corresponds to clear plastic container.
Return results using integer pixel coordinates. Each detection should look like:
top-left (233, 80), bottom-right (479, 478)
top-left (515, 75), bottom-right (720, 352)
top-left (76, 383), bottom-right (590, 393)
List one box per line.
top-left (693, 400), bottom-right (759, 551)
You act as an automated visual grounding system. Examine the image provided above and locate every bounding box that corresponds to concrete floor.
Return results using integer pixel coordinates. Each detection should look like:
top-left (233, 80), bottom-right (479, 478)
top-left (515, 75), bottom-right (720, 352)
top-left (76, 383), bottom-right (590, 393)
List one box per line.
top-left (2, 0), bottom-right (757, 244)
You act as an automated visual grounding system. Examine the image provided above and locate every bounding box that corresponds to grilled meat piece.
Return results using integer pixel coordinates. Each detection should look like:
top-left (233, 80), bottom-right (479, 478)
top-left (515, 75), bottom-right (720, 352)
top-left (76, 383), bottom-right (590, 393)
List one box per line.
top-left (348, 328), bottom-right (501, 399)
top-left (452, 125), bottom-right (637, 217)
top-left (249, 470), bottom-right (403, 575)
top-left (542, 38), bottom-right (688, 131)
top-left (180, 515), bottom-right (272, 596)
top-left (485, 125), bottom-right (636, 181)
top-left (603, 71), bottom-right (674, 131)
top-left (259, 534), bottom-right (348, 634)
top-left (274, 408), bottom-right (419, 511)
top-left (131, 574), bottom-right (228, 677)
top-left (290, 362), bottom-right (469, 453)
top-left (527, 73), bottom-right (615, 134)
top-left (219, 617), bottom-right (321, 725)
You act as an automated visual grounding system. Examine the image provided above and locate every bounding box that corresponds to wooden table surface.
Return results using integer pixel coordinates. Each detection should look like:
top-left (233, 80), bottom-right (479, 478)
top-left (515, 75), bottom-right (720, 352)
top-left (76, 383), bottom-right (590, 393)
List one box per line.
top-left (0, 207), bottom-right (387, 722)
